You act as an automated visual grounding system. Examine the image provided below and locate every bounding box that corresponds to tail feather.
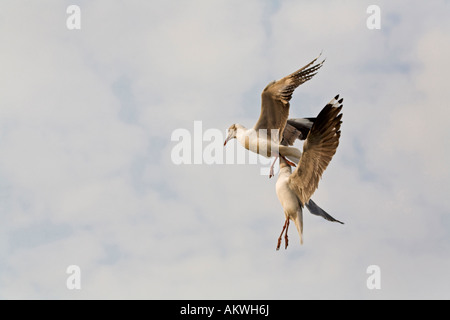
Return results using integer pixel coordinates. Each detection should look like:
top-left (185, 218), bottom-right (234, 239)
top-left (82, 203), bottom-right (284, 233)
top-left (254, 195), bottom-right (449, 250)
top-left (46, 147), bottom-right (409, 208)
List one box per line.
top-left (293, 208), bottom-right (304, 245)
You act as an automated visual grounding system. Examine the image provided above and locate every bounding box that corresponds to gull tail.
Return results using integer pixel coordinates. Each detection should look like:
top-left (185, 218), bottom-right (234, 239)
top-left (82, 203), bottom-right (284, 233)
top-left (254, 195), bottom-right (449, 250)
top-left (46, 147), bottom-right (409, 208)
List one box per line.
top-left (293, 208), bottom-right (304, 245)
top-left (305, 199), bottom-right (344, 224)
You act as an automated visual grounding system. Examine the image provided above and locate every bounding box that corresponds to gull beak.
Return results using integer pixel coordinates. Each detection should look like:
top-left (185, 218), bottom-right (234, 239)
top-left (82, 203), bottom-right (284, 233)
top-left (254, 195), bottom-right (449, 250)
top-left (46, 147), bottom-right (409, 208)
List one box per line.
top-left (224, 133), bottom-right (232, 146)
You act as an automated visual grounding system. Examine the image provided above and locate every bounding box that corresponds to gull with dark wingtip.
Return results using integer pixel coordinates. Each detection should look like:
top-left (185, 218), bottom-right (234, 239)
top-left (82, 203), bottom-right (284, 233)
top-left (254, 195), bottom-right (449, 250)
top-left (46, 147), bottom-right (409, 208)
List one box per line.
top-left (275, 95), bottom-right (344, 250)
top-left (224, 54), bottom-right (325, 178)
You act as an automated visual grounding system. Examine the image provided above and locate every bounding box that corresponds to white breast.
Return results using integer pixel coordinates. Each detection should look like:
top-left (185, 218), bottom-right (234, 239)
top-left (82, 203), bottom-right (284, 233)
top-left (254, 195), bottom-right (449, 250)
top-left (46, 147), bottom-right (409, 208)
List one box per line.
top-left (276, 169), bottom-right (301, 219)
top-left (237, 128), bottom-right (278, 158)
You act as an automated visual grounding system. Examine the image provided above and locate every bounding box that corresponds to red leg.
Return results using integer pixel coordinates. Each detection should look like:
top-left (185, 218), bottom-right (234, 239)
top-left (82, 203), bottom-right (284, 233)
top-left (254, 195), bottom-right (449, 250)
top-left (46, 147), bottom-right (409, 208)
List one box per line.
top-left (284, 219), bottom-right (290, 249)
top-left (269, 156), bottom-right (279, 178)
top-left (280, 155), bottom-right (296, 167)
top-left (277, 219), bottom-right (289, 251)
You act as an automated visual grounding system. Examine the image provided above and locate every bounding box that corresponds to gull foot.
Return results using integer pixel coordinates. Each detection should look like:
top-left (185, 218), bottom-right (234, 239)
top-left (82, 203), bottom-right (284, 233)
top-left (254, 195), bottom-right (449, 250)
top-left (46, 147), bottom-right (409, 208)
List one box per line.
top-left (280, 155), bottom-right (296, 167)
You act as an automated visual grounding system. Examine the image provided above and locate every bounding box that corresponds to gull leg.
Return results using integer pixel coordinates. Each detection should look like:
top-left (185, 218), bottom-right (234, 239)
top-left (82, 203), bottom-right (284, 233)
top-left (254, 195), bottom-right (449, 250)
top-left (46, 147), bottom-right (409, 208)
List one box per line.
top-left (284, 219), bottom-right (290, 249)
top-left (276, 219), bottom-right (289, 251)
top-left (280, 155), bottom-right (296, 167)
top-left (269, 156), bottom-right (279, 178)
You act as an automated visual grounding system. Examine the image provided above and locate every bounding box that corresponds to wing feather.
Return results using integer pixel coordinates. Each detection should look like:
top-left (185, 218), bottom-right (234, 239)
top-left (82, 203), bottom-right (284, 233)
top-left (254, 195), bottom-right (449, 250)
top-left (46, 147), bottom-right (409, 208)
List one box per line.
top-left (253, 54), bottom-right (325, 142)
top-left (288, 95), bottom-right (343, 205)
top-left (282, 118), bottom-right (315, 145)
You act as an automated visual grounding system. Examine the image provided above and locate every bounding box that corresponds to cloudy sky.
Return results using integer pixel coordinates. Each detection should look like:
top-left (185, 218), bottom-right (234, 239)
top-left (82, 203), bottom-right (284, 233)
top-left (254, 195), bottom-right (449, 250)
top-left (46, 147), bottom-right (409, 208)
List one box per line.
top-left (1, 0), bottom-right (449, 299)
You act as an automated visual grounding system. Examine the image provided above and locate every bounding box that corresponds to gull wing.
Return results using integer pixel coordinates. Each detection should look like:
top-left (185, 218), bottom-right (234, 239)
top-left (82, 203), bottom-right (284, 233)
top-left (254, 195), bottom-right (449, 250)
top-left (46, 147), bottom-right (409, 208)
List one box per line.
top-left (288, 95), bottom-right (343, 205)
top-left (253, 54), bottom-right (325, 142)
top-left (305, 199), bottom-right (344, 224)
top-left (282, 117), bottom-right (315, 146)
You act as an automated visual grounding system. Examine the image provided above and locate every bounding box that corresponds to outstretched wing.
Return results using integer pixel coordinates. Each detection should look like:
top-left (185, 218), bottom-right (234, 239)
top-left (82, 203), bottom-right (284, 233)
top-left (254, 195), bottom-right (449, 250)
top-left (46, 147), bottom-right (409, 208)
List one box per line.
top-left (288, 95), bottom-right (343, 205)
top-left (253, 54), bottom-right (325, 143)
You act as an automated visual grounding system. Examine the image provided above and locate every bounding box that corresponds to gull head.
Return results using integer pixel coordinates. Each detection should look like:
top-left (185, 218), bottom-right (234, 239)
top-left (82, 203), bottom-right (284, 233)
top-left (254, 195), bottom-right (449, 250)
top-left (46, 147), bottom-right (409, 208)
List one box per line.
top-left (224, 124), bottom-right (239, 146)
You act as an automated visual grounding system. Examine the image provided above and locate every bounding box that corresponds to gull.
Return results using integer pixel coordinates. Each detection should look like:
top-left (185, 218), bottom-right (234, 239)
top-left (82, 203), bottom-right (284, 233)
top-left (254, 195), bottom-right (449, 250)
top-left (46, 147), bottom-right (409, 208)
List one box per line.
top-left (224, 54), bottom-right (325, 178)
top-left (275, 95), bottom-right (344, 250)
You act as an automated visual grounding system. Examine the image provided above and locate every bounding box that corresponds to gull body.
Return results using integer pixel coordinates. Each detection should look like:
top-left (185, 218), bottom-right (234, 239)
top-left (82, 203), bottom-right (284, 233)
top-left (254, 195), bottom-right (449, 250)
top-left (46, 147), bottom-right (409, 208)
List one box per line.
top-left (224, 55), bottom-right (325, 176)
top-left (275, 95), bottom-right (344, 250)
top-left (231, 125), bottom-right (303, 163)
top-left (276, 158), bottom-right (304, 245)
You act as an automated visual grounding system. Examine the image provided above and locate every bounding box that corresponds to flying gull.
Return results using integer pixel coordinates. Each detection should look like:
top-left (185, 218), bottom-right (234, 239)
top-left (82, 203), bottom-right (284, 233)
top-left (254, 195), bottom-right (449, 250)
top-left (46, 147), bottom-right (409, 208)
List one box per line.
top-left (224, 55), bottom-right (325, 178)
top-left (275, 95), bottom-right (344, 250)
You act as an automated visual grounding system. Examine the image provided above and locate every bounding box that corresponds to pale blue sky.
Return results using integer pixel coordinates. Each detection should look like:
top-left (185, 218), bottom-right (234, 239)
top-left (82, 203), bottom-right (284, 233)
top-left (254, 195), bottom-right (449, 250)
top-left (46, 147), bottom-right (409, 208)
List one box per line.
top-left (0, 0), bottom-right (449, 299)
